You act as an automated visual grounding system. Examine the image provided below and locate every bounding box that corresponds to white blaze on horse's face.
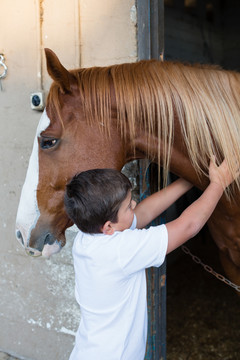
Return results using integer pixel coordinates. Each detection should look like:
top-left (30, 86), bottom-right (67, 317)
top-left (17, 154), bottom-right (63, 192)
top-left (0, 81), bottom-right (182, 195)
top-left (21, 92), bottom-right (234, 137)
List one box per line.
top-left (16, 109), bottom-right (53, 257)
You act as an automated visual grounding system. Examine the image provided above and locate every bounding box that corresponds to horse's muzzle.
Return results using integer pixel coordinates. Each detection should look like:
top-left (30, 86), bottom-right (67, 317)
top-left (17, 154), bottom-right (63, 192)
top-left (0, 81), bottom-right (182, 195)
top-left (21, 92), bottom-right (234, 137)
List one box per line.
top-left (16, 230), bottom-right (42, 257)
top-left (16, 228), bottom-right (62, 258)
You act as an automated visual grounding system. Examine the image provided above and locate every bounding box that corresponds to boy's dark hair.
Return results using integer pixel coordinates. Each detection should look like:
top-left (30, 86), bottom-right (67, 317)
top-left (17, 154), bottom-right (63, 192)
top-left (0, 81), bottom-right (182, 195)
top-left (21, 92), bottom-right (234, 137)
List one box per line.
top-left (64, 169), bottom-right (132, 234)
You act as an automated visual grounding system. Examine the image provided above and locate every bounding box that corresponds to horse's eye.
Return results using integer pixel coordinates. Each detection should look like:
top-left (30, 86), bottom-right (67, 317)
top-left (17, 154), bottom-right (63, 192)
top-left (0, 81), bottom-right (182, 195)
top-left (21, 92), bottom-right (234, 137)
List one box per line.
top-left (40, 137), bottom-right (59, 149)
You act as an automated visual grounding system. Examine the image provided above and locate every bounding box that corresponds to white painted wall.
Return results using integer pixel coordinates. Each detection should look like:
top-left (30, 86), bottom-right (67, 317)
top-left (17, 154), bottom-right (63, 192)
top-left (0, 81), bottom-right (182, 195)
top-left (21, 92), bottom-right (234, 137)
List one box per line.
top-left (79, 0), bottom-right (137, 66)
top-left (0, 1), bottom-right (136, 359)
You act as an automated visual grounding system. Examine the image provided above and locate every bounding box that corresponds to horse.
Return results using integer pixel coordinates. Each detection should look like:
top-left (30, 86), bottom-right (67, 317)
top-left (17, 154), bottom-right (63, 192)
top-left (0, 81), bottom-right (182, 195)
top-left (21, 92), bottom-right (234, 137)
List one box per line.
top-left (16, 48), bottom-right (240, 288)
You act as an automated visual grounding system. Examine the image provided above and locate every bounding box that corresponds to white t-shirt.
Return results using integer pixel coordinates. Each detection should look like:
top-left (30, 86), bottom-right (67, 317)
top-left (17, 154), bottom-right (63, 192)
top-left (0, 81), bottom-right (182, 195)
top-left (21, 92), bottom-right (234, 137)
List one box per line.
top-left (70, 215), bottom-right (168, 360)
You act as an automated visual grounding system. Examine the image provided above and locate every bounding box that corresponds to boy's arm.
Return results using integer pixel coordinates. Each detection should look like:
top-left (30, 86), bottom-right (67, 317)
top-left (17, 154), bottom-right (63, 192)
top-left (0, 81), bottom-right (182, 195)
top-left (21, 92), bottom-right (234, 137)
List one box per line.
top-left (134, 178), bottom-right (193, 229)
top-left (166, 157), bottom-right (239, 254)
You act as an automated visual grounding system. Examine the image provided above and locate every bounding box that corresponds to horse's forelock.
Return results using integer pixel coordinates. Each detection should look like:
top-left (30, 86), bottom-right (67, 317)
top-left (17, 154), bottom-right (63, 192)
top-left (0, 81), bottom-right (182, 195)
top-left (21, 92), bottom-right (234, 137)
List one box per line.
top-left (46, 82), bottom-right (67, 131)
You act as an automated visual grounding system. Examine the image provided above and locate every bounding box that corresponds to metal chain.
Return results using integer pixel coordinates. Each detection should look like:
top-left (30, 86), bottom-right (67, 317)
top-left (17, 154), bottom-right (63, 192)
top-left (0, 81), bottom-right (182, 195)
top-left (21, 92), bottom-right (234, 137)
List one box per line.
top-left (0, 54), bottom-right (8, 79)
top-left (181, 245), bottom-right (240, 293)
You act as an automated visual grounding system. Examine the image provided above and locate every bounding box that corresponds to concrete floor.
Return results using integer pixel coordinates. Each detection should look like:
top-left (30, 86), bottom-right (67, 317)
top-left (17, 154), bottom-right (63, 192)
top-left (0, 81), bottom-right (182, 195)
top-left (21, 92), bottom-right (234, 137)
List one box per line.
top-left (0, 352), bottom-right (22, 360)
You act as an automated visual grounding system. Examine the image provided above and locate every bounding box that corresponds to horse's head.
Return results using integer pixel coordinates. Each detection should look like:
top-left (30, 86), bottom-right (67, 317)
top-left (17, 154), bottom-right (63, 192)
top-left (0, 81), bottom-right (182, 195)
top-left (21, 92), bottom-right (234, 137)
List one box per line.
top-left (16, 49), bottom-right (126, 257)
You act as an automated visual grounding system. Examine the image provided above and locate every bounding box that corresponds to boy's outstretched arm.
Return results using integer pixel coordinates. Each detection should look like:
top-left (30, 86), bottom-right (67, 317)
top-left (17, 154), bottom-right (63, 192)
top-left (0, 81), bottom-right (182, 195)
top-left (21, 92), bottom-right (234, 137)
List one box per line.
top-left (135, 178), bottom-right (193, 229)
top-left (166, 157), bottom-right (239, 254)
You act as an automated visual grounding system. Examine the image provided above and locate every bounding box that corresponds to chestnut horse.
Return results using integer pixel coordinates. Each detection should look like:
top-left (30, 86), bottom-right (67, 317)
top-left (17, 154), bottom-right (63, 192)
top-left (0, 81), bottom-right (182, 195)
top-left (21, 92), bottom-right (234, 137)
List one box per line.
top-left (16, 49), bottom-right (240, 287)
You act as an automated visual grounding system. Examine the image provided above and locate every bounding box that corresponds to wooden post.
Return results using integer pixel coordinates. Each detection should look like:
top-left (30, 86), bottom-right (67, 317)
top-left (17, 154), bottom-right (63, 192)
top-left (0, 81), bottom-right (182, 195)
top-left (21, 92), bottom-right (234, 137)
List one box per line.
top-left (139, 162), bottom-right (167, 360)
top-left (137, 1), bottom-right (166, 358)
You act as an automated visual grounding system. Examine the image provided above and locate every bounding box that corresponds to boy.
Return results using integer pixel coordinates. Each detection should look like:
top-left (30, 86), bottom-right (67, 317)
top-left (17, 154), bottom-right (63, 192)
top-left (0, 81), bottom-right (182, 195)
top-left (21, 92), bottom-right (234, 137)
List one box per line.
top-left (64, 158), bottom-right (238, 360)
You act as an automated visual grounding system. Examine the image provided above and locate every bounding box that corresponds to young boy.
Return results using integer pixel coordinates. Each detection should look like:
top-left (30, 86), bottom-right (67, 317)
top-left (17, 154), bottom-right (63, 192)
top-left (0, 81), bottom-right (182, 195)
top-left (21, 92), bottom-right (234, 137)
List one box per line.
top-left (64, 158), bottom-right (237, 360)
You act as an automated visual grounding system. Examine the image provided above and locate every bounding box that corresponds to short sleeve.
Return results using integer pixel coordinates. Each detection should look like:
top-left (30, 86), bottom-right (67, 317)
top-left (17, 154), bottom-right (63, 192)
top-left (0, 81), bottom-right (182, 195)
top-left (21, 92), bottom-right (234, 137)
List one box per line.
top-left (118, 224), bottom-right (168, 275)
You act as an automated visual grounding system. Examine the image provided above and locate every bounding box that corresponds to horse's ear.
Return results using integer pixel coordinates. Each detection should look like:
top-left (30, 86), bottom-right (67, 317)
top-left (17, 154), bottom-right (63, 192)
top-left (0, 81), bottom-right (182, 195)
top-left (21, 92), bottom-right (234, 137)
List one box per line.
top-left (44, 48), bottom-right (76, 94)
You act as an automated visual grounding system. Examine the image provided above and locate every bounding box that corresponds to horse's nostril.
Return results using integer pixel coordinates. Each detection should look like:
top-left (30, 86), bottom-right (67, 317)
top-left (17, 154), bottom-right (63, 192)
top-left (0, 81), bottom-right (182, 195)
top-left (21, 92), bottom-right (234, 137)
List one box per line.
top-left (16, 230), bottom-right (24, 245)
top-left (45, 233), bottom-right (51, 245)
top-left (44, 232), bottom-right (55, 245)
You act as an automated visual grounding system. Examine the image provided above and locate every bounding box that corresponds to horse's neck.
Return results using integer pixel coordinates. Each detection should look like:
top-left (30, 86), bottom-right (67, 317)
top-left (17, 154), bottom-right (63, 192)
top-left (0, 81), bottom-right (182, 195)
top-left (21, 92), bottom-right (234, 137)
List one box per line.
top-left (131, 130), bottom-right (208, 191)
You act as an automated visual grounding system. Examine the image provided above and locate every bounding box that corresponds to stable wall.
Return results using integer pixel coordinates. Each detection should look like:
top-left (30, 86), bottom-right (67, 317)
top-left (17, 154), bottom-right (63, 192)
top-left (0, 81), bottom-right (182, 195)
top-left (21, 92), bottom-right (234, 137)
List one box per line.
top-left (222, 0), bottom-right (240, 70)
top-left (164, 1), bottom-right (223, 64)
top-left (164, 0), bottom-right (240, 71)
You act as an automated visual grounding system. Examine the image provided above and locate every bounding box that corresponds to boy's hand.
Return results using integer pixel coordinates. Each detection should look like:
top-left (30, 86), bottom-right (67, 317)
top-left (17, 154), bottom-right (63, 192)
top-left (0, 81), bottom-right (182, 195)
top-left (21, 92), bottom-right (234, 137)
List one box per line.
top-left (166, 156), bottom-right (239, 254)
top-left (209, 156), bottom-right (240, 190)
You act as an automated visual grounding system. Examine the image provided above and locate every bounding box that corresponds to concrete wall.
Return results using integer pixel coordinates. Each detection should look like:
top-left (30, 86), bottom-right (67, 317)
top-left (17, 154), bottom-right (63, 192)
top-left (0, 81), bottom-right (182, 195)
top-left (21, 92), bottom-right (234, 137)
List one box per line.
top-left (0, 1), bottom-right (137, 359)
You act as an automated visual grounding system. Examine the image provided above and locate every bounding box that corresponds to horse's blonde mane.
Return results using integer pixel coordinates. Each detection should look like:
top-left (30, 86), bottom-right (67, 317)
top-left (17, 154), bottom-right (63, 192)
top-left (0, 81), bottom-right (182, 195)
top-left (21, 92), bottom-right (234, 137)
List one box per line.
top-left (49, 60), bottom-right (240, 196)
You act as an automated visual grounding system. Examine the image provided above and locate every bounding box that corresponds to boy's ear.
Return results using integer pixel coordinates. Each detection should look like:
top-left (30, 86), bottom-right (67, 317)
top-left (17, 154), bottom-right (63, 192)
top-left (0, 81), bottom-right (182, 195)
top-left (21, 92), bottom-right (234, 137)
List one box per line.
top-left (102, 221), bottom-right (115, 235)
